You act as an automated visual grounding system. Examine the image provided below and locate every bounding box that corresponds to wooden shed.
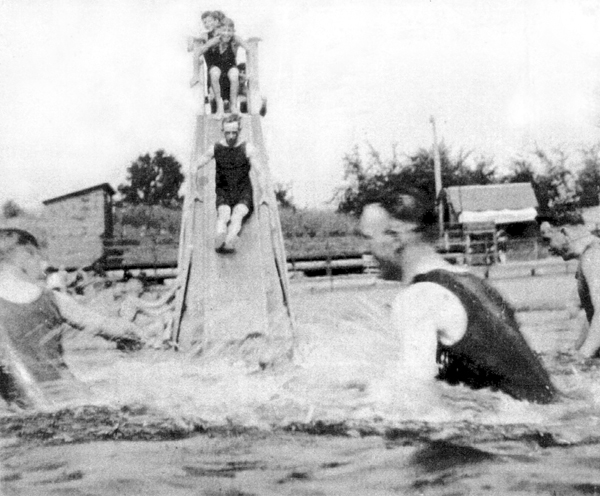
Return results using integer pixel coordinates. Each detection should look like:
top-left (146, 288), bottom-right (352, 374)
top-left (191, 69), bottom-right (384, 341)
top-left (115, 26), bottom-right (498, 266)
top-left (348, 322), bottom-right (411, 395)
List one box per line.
top-left (440, 183), bottom-right (539, 264)
top-left (43, 183), bottom-right (115, 268)
top-left (443, 183), bottom-right (538, 226)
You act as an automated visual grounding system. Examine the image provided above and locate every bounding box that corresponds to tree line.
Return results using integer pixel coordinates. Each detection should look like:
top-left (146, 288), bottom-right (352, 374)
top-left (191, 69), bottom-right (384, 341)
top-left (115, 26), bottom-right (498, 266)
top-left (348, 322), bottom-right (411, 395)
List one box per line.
top-left (335, 142), bottom-right (600, 225)
top-left (115, 150), bottom-right (293, 210)
top-left (4, 143), bottom-right (598, 223)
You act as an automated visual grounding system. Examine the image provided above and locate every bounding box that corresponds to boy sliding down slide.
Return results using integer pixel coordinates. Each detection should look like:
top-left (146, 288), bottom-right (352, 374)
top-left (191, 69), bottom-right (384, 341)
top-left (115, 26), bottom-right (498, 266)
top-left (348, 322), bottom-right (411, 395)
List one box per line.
top-left (195, 114), bottom-right (265, 254)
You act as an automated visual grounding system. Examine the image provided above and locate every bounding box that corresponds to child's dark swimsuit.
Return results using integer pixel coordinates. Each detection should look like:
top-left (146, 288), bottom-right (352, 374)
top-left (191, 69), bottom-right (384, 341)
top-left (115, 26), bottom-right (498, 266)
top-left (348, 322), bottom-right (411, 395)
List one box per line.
top-left (204, 40), bottom-right (238, 101)
top-left (214, 142), bottom-right (253, 215)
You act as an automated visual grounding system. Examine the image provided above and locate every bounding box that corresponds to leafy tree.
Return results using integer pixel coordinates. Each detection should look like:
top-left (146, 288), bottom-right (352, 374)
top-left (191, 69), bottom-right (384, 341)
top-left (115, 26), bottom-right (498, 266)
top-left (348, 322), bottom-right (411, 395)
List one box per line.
top-left (118, 150), bottom-right (184, 207)
top-left (503, 159), bottom-right (536, 184)
top-left (502, 147), bottom-right (582, 224)
top-left (335, 142), bottom-right (496, 221)
top-left (531, 148), bottom-right (581, 223)
top-left (2, 199), bottom-right (23, 219)
top-left (577, 144), bottom-right (600, 207)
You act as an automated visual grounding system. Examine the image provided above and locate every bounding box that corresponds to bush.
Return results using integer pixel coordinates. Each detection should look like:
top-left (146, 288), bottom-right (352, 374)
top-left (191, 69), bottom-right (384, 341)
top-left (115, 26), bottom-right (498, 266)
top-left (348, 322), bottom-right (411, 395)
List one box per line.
top-left (2, 200), bottom-right (23, 219)
top-left (279, 208), bottom-right (357, 239)
top-left (113, 205), bottom-right (365, 260)
top-left (114, 205), bottom-right (181, 238)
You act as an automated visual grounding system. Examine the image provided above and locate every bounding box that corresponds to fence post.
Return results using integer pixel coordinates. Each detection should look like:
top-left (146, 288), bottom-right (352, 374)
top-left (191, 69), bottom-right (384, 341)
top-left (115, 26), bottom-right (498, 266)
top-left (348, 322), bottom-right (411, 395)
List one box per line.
top-left (246, 38), bottom-right (262, 115)
top-left (465, 233), bottom-right (472, 265)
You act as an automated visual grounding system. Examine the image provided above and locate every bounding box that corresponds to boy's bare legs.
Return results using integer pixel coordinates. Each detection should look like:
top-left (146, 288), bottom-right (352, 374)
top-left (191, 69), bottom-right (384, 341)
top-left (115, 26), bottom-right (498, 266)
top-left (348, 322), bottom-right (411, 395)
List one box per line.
top-left (209, 67), bottom-right (225, 119)
top-left (227, 67), bottom-right (240, 114)
top-left (215, 205), bottom-right (231, 251)
top-left (222, 204), bottom-right (249, 252)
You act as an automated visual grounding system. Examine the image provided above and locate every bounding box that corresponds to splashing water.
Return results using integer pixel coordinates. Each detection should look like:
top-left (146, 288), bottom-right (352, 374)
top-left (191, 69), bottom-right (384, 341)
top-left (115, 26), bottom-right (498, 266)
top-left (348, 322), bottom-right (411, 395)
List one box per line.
top-left (24, 278), bottom-right (591, 449)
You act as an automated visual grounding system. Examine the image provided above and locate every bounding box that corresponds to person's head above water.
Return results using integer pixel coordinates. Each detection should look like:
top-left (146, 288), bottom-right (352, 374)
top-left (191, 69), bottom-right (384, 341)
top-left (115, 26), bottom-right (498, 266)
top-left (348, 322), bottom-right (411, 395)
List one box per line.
top-left (358, 190), bottom-right (436, 245)
top-left (540, 219), bottom-right (596, 261)
top-left (221, 114), bottom-right (242, 147)
top-left (0, 228), bottom-right (46, 281)
top-left (359, 194), bottom-right (450, 281)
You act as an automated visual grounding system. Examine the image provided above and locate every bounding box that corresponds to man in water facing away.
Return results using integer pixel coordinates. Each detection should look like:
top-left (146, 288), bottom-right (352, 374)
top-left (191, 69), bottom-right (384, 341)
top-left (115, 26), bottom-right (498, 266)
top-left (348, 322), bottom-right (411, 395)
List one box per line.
top-left (359, 203), bottom-right (556, 404)
top-left (540, 221), bottom-right (600, 358)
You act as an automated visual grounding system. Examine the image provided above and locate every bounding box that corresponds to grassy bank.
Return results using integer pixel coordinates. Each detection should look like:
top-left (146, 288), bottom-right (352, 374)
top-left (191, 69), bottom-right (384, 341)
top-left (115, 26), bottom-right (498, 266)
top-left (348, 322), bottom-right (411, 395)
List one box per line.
top-left (1, 204), bottom-right (553, 267)
top-left (114, 205), bottom-right (367, 263)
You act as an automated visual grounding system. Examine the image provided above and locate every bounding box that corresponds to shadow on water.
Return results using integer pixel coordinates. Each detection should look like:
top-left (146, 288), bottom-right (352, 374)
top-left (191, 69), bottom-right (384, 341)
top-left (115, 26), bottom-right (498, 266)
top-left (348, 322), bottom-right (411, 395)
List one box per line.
top-left (409, 440), bottom-right (497, 473)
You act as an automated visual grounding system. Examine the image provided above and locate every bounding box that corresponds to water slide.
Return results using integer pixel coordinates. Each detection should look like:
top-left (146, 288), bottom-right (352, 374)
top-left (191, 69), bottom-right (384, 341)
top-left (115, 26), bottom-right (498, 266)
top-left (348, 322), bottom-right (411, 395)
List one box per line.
top-left (173, 114), bottom-right (294, 354)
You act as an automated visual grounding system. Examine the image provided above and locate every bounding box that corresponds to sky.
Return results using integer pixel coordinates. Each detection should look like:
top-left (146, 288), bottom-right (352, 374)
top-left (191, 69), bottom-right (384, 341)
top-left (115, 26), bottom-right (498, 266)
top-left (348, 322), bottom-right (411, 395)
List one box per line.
top-left (1, 0), bottom-right (599, 210)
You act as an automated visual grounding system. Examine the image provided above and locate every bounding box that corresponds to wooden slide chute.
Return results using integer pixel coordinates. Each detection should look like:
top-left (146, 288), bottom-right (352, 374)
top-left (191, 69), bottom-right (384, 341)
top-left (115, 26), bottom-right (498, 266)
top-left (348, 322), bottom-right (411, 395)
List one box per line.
top-left (171, 37), bottom-right (294, 360)
top-left (172, 115), bottom-right (294, 357)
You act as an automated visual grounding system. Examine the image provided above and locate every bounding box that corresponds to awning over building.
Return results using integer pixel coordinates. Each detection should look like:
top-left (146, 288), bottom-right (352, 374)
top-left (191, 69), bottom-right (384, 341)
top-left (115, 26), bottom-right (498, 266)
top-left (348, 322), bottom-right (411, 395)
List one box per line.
top-left (445, 183), bottom-right (538, 225)
top-left (459, 207), bottom-right (538, 224)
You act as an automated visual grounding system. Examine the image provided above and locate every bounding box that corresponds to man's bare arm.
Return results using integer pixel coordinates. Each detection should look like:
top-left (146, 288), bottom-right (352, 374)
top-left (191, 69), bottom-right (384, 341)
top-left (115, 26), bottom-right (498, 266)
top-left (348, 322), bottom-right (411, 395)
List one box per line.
top-left (53, 292), bottom-right (142, 343)
top-left (577, 247), bottom-right (600, 357)
top-left (233, 35), bottom-right (249, 52)
top-left (195, 36), bottom-right (219, 56)
top-left (187, 32), bottom-right (211, 51)
top-left (246, 143), bottom-right (267, 205)
top-left (195, 146), bottom-right (215, 170)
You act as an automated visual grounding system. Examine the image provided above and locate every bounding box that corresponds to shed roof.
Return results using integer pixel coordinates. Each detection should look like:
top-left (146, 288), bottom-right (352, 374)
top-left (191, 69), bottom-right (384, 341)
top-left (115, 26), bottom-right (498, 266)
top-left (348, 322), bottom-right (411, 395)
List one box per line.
top-left (444, 183), bottom-right (538, 213)
top-left (43, 183), bottom-right (115, 205)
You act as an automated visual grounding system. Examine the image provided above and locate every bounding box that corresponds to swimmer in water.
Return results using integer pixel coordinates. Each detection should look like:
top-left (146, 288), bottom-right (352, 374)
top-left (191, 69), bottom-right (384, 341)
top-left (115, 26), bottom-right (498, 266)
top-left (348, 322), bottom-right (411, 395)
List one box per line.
top-left (359, 201), bottom-right (556, 404)
top-left (541, 220), bottom-right (600, 358)
top-left (0, 228), bottom-right (143, 409)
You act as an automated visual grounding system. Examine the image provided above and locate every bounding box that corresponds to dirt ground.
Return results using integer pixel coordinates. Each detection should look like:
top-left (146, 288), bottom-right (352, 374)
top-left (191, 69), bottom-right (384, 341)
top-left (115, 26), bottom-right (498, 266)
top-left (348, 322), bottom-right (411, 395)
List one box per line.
top-left (3, 273), bottom-right (600, 495)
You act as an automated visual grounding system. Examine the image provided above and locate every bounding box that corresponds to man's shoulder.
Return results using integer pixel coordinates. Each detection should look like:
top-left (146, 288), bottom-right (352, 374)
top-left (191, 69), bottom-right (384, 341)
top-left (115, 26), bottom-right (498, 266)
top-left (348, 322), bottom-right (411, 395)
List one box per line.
top-left (399, 280), bottom-right (466, 314)
top-left (582, 240), bottom-right (600, 258)
top-left (580, 241), bottom-right (600, 271)
top-left (244, 141), bottom-right (256, 154)
top-left (0, 275), bottom-right (45, 305)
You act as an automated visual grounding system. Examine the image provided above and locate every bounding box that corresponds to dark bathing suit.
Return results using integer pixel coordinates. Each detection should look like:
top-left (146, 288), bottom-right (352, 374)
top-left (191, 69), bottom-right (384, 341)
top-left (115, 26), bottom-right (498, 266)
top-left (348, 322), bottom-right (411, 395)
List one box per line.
top-left (204, 40), bottom-right (237, 100)
top-left (214, 142), bottom-right (253, 215)
top-left (0, 291), bottom-right (72, 406)
top-left (412, 269), bottom-right (557, 404)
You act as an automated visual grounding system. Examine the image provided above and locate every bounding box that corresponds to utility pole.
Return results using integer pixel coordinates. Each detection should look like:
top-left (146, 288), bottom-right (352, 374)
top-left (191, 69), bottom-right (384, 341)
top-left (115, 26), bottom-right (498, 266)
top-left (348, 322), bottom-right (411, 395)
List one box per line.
top-left (430, 116), bottom-right (444, 237)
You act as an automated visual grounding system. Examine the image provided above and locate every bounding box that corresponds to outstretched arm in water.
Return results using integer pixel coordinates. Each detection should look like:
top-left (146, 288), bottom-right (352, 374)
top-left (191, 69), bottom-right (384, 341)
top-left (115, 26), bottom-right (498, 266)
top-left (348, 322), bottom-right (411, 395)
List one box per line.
top-left (53, 292), bottom-right (142, 346)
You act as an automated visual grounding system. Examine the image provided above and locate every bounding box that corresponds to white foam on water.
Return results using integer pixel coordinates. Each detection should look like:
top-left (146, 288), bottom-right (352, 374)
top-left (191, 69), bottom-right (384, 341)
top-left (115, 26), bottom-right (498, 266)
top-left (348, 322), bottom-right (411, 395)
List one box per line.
top-left (52, 283), bottom-right (600, 442)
